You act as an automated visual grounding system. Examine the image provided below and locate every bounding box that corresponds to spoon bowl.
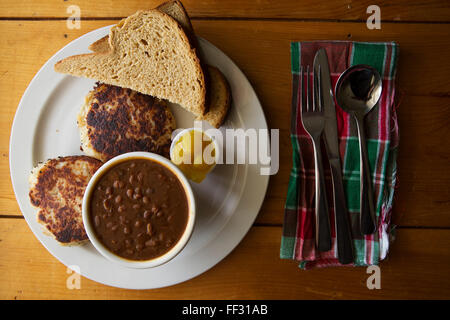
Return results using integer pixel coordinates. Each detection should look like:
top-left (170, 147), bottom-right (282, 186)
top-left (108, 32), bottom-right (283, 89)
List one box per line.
top-left (335, 65), bottom-right (382, 116)
top-left (335, 65), bottom-right (382, 235)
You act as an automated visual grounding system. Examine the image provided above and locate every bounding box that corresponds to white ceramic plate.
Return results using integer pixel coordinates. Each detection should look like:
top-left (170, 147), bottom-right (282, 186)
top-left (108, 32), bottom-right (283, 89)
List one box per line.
top-left (9, 26), bottom-right (269, 289)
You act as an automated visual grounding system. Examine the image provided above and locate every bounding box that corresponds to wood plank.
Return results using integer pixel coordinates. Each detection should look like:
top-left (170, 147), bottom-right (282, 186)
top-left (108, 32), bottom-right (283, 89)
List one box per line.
top-left (0, 219), bottom-right (449, 299)
top-left (1, 21), bottom-right (449, 228)
top-left (0, 0), bottom-right (449, 22)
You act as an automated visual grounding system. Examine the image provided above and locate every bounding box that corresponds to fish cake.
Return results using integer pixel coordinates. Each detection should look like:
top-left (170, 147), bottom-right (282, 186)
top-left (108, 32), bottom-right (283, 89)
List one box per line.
top-left (78, 83), bottom-right (176, 162)
top-left (29, 156), bottom-right (102, 245)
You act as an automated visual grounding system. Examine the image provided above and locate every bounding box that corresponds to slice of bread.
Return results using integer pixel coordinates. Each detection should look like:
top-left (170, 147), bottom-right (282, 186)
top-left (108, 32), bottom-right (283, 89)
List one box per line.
top-left (55, 9), bottom-right (206, 116)
top-left (89, 1), bottom-right (195, 53)
top-left (196, 66), bottom-right (231, 128)
top-left (88, 1), bottom-right (232, 128)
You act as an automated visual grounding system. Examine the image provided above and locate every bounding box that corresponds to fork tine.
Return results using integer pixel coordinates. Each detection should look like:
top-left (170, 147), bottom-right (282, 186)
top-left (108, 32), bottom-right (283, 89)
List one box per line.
top-left (312, 64), bottom-right (320, 112)
top-left (312, 65), bottom-right (317, 112)
top-left (300, 65), bottom-right (305, 114)
top-left (306, 65), bottom-right (310, 112)
top-left (311, 64), bottom-right (318, 111)
top-left (317, 64), bottom-right (322, 112)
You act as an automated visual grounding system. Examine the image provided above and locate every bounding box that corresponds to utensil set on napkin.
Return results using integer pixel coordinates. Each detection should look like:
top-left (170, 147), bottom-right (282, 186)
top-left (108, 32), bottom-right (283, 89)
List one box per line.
top-left (282, 41), bottom-right (399, 268)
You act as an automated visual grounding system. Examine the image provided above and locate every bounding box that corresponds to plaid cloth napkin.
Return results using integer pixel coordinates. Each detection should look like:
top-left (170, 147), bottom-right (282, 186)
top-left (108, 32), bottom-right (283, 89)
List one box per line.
top-left (281, 41), bottom-right (400, 269)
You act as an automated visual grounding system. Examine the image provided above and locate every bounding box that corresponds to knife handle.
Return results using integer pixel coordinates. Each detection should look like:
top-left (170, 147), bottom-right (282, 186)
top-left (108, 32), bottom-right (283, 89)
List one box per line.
top-left (329, 158), bottom-right (354, 264)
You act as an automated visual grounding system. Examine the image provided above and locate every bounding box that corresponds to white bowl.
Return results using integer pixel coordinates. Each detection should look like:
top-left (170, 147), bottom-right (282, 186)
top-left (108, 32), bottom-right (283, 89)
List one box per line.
top-left (82, 152), bottom-right (196, 269)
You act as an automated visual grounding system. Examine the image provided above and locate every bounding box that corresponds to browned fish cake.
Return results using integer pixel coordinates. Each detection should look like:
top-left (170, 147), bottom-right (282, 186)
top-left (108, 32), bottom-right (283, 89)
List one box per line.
top-left (29, 156), bottom-right (103, 245)
top-left (78, 83), bottom-right (176, 162)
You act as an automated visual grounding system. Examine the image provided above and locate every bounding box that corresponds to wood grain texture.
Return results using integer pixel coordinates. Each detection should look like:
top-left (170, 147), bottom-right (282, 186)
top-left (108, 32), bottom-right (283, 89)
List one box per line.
top-left (1, 20), bottom-right (449, 228)
top-left (0, 0), bottom-right (449, 22)
top-left (0, 219), bottom-right (449, 299)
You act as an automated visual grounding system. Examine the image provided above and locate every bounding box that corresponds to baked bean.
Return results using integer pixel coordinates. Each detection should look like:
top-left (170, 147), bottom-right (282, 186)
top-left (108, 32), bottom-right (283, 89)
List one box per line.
top-left (94, 215), bottom-right (100, 227)
top-left (129, 175), bottom-right (135, 185)
top-left (106, 222), bottom-right (113, 229)
top-left (113, 180), bottom-right (120, 188)
top-left (134, 187), bottom-right (141, 195)
top-left (167, 215), bottom-right (173, 223)
top-left (137, 232), bottom-right (145, 239)
top-left (158, 233), bottom-right (165, 241)
top-left (146, 223), bottom-right (153, 235)
top-left (126, 189), bottom-right (133, 198)
top-left (115, 195), bottom-right (122, 204)
top-left (103, 199), bottom-right (111, 210)
top-left (130, 162), bottom-right (136, 168)
top-left (133, 193), bottom-right (142, 200)
top-left (125, 239), bottom-right (132, 247)
top-left (142, 196), bottom-right (149, 204)
top-left (123, 226), bottom-right (131, 235)
top-left (143, 210), bottom-right (151, 219)
top-left (111, 224), bottom-right (118, 232)
top-left (132, 204), bottom-right (141, 210)
top-left (118, 205), bottom-right (126, 213)
top-left (137, 172), bottom-right (144, 182)
top-left (136, 243), bottom-right (143, 251)
top-left (145, 239), bottom-right (156, 247)
top-left (135, 220), bottom-right (142, 228)
top-left (105, 186), bottom-right (112, 195)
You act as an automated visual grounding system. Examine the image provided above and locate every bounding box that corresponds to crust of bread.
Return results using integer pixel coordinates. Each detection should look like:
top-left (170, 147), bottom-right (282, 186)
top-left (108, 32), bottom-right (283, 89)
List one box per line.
top-left (196, 66), bottom-right (231, 128)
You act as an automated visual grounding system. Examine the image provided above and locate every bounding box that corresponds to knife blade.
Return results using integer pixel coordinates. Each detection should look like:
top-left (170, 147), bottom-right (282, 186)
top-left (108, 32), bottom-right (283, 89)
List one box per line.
top-left (313, 48), bottom-right (354, 264)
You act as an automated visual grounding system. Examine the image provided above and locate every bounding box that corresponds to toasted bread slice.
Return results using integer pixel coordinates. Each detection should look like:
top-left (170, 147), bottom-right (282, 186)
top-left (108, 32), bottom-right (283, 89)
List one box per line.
top-left (55, 9), bottom-right (206, 117)
top-left (89, 1), bottom-right (195, 54)
top-left (196, 66), bottom-right (231, 128)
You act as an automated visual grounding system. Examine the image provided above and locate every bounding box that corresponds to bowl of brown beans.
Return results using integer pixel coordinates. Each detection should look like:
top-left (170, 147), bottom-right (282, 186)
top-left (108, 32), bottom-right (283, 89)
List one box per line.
top-left (82, 151), bottom-right (196, 268)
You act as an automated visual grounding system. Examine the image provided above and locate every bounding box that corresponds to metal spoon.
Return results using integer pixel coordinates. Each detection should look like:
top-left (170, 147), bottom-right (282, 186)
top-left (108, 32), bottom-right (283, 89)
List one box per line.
top-left (335, 65), bottom-right (382, 235)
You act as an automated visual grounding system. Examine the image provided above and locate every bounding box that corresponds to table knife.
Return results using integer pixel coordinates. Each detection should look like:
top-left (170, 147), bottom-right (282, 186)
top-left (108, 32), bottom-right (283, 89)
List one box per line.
top-left (313, 48), bottom-right (354, 264)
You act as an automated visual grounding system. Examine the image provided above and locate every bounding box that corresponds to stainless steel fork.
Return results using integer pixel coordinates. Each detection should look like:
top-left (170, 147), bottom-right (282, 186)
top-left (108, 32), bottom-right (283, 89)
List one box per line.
top-left (300, 65), bottom-right (332, 252)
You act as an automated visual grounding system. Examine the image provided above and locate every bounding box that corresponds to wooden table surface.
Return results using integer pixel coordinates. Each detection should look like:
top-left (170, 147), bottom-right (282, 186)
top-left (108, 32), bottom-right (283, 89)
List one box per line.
top-left (1, 0), bottom-right (449, 300)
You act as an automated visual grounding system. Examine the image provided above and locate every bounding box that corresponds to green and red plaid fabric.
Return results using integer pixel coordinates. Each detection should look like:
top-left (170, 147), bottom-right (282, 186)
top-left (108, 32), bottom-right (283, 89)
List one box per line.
top-left (281, 41), bottom-right (399, 269)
